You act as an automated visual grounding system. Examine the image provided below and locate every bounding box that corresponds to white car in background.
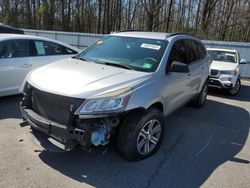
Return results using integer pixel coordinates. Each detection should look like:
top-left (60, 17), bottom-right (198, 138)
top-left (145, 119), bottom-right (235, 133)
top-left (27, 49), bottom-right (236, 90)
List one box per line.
top-left (207, 48), bottom-right (243, 95)
top-left (0, 34), bottom-right (80, 97)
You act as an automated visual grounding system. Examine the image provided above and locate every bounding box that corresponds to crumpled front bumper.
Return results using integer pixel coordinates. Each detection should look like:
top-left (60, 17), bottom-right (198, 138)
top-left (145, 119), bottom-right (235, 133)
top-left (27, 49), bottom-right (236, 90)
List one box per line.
top-left (19, 82), bottom-right (128, 151)
top-left (21, 106), bottom-right (91, 150)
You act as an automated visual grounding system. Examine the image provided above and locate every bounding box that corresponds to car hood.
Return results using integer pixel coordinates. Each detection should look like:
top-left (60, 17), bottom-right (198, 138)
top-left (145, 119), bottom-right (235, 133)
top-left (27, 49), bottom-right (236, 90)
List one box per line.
top-left (26, 58), bottom-right (152, 98)
top-left (210, 60), bottom-right (238, 71)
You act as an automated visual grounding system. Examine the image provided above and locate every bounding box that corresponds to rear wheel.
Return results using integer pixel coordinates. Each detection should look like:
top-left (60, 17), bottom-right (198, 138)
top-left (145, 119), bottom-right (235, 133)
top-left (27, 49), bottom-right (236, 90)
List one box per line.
top-left (117, 108), bottom-right (165, 161)
top-left (228, 78), bottom-right (241, 95)
top-left (191, 80), bottom-right (208, 108)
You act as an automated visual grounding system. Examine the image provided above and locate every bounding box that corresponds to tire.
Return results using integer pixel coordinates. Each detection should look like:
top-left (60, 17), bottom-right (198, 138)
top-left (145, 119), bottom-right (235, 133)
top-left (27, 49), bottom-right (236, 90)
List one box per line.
top-left (228, 78), bottom-right (241, 95)
top-left (117, 108), bottom-right (165, 161)
top-left (192, 80), bottom-right (208, 108)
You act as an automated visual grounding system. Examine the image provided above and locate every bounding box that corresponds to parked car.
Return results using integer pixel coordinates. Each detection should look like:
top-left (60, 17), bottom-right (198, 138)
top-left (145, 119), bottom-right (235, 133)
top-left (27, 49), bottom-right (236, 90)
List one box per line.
top-left (0, 34), bottom-right (80, 97)
top-left (20, 31), bottom-right (210, 161)
top-left (207, 48), bottom-right (243, 95)
top-left (0, 23), bottom-right (24, 34)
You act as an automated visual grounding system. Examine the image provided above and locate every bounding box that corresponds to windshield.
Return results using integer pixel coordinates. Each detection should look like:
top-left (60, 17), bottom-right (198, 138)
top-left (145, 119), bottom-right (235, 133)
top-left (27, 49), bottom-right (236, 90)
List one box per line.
top-left (207, 50), bottom-right (237, 63)
top-left (78, 36), bottom-right (168, 72)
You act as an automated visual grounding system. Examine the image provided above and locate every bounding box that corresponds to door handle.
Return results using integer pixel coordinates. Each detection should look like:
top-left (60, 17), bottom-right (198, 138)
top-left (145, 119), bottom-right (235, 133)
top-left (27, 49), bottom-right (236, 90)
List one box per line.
top-left (187, 73), bottom-right (191, 76)
top-left (20, 63), bottom-right (32, 68)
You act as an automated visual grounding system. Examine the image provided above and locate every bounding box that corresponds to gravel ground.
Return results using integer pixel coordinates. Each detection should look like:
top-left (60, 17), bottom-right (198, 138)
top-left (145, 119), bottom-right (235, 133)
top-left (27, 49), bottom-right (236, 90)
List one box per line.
top-left (0, 80), bottom-right (249, 188)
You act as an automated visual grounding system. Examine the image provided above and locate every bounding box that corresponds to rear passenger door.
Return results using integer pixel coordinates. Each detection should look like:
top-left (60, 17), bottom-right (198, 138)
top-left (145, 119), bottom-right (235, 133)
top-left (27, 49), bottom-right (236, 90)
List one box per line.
top-left (196, 40), bottom-right (209, 75)
top-left (183, 39), bottom-right (204, 96)
top-left (29, 40), bottom-right (78, 68)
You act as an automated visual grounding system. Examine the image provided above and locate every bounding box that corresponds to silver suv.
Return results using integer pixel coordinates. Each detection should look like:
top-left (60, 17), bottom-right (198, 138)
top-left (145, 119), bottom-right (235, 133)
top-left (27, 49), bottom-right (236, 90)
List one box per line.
top-left (20, 31), bottom-right (210, 161)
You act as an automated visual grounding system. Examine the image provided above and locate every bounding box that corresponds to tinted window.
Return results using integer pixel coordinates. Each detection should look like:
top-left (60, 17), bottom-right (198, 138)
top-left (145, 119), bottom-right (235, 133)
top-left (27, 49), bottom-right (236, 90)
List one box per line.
top-left (167, 40), bottom-right (187, 71)
top-left (32, 40), bottom-right (77, 56)
top-left (0, 41), bottom-right (8, 58)
top-left (195, 41), bottom-right (206, 59)
top-left (183, 39), bottom-right (200, 63)
top-left (64, 47), bottom-right (76, 54)
top-left (0, 40), bottom-right (29, 58)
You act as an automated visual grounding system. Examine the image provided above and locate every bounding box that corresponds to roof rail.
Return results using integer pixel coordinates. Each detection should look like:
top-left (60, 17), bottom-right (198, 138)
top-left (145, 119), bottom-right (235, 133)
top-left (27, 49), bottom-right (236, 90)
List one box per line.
top-left (111, 29), bottom-right (144, 33)
top-left (165, 32), bottom-right (196, 39)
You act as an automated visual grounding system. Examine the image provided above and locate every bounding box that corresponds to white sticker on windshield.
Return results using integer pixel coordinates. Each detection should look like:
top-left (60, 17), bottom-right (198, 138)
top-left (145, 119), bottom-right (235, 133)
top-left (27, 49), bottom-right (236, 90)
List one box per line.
top-left (140, 43), bottom-right (161, 50)
top-left (225, 53), bottom-right (235, 57)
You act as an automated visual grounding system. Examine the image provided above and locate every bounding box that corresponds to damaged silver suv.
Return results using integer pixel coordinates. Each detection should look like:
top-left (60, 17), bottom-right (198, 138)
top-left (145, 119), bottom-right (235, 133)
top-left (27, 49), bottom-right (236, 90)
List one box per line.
top-left (21, 31), bottom-right (210, 161)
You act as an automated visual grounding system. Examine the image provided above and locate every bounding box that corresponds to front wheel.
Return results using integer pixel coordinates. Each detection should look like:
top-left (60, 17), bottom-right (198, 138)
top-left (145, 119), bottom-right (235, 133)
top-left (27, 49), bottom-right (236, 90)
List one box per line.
top-left (228, 78), bottom-right (241, 95)
top-left (117, 108), bottom-right (165, 161)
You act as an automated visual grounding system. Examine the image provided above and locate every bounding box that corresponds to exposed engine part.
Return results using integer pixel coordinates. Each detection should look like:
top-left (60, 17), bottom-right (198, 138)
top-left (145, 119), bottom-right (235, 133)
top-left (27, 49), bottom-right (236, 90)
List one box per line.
top-left (91, 117), bottom-right (119, 146)
top-left (107, 117), bottom-right (120, 127)
top-left (91, 123), bottom-right (111, 146)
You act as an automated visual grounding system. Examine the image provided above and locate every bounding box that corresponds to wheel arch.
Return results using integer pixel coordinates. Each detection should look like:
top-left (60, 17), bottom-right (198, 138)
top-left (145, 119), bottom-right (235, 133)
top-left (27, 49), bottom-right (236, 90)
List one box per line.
top-left (198, 76), bottom-right (210, 92)
top-left (148, 102), bottom-right (164, 112)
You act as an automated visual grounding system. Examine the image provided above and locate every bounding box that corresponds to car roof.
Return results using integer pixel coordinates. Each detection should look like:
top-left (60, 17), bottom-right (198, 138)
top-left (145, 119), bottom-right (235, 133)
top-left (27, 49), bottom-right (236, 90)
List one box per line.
top-left (0, 34), bottom-right (80, 52)
top-left (110, 31), bottom-right (197, 40)
top-left (110, 31), bottom-right (168, 40)
top-left (206, 48), bottom-right (237, 53)
top-left (0, 24), bottom-right (24, 34)
top-left (0, 34), bottom-right (52, 41)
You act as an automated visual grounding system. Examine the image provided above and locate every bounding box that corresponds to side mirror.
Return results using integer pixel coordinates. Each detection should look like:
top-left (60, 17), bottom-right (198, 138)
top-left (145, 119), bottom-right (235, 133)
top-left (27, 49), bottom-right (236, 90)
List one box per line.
top-left (240, 59), bottom-right (247, 64)
top-left (169, 61), bottom-right (189, 73)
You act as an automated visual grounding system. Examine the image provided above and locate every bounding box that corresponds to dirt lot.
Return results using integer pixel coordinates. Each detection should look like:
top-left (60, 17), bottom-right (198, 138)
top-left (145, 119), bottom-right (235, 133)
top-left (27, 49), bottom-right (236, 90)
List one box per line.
top-left (0, 80), bottom-right (249, 188)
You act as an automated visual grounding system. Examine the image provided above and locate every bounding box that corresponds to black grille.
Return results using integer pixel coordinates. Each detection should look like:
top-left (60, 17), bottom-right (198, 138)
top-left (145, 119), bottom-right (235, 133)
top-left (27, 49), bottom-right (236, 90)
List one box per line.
top-left (30, 87), bottom-right (84, 125)
top-left (210, 69), bottom-right (219, 76)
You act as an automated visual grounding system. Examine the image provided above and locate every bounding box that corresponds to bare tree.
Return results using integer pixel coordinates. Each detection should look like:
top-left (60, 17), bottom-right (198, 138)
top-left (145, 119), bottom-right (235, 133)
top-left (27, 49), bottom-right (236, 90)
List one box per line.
top-left (0, 0), bottom-right (249, 41)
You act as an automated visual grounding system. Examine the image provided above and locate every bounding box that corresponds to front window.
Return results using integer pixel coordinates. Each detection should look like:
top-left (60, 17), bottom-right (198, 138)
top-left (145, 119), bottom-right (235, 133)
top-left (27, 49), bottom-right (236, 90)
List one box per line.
top-left (0, 40), bottom-right (29, 58)
top-left (77, 36), bottom-right (168, 72)
top-left (207, 50), bottom-right (237, 63)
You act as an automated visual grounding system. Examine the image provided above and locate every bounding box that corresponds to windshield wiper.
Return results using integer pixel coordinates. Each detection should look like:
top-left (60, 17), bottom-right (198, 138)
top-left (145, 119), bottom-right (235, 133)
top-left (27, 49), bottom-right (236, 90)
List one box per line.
top-left (72, 56), bottom-right (94, 63)
top-left (95, 61), bottom-right (135, 70)
top-left (73, 57), bottom-right (134, 70)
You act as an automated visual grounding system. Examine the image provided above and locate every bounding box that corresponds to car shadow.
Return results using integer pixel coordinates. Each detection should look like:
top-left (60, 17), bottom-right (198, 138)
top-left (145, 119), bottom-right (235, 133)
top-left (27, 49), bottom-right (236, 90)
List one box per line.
top-left (34, 98), bottom-right (249, 188)
top-left (0, 94), bottom-right (22, 119)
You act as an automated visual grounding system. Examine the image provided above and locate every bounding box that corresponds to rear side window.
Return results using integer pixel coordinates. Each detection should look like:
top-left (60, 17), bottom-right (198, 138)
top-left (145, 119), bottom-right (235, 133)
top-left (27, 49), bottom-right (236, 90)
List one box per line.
top-left (0, 40), bottom-right (29, 58)
top-left (183, 39), bottom-right (200, 63)
top-left (195, 41), bottom-right (207, 59)
top-left (31, 40), bottom-right (77, 56)
top-left (167, 39), bottom-right (207, 71)
top-left (34, 41), bottom-right (46, 55)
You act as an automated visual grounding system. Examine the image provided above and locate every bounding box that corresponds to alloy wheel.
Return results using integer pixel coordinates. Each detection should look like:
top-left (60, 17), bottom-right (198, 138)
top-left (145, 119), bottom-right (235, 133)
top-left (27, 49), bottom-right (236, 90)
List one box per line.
top-left (230, 79), bottom-right (240, 95)
top-left (136, 119), bottom-right (162, 155)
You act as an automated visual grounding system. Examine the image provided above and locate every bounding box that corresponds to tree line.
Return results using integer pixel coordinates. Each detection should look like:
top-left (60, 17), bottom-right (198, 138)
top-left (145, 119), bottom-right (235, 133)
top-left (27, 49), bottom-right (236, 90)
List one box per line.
top-left (0, 0), bottom-right (249, 42)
